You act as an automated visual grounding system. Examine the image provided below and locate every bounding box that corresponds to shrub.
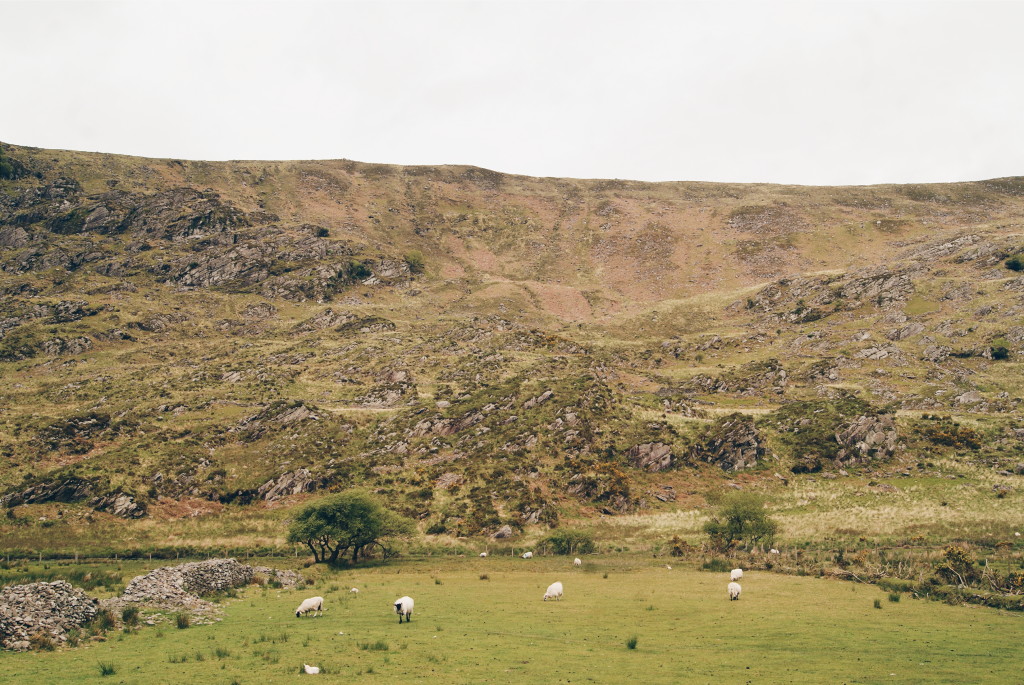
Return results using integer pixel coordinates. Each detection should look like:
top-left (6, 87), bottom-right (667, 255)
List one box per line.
top-left (94, 608), bottom-right (116, 631)
top-left (545, 529), bottom-right (596, 555)
top-left (175, 613), bottom-right (191, 629)
top-left (626, 635), bottom-right (639, 650)
top-left (121, 606), bottom-right (140, 626)
top-left (888, 593), bottom-right (901, 603)
top-left (479, 574), bottom-right (489, 580)
top-left (991, 346), bottom-right (1010, 361)
top-left (1006, 256), bottom-right (1024, 272)
top-left (403, 250), bottom-right (425, 274)
top-left (703, 491), bottom-right (779, 552)
top-left (873, 599), bottom-right (882, 609)
top-left (98, 662), bottom-right (117, 677)
top-left (29, 631), bottom-right (56, 651)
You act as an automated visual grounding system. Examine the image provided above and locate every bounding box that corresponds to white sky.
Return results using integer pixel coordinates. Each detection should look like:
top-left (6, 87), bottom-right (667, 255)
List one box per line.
top-left (3, 0), bottom-right (1023, 185)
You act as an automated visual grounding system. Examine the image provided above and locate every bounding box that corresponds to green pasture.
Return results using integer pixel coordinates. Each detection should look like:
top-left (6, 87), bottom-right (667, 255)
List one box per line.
top-left (1, 556), bottom-right (1022, 684)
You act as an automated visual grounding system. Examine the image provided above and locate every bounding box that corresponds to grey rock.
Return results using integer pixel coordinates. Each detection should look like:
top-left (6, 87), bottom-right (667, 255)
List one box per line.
top-left (626, 442), bottom-right (674, 472)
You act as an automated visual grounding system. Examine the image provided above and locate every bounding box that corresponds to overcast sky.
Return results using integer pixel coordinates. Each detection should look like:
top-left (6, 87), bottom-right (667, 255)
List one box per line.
top-left (3, 0), bottom-right (1023, 185)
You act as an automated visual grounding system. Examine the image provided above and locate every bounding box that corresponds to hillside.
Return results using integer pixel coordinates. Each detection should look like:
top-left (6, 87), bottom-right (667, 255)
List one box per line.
top-left (1, 141), bottom-right (1023, 552)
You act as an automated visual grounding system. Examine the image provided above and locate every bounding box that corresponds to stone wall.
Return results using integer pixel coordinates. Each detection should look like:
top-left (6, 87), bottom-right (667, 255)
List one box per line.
top-left (0, 580), bottom-right (97, 651)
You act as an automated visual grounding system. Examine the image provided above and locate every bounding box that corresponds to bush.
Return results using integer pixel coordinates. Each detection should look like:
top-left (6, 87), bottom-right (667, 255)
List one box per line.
top-left (403, 250), bottom-right (425, 274)
top-left (1006, 256), bottom-right (1024, 272)
top-left (121, 606), bottom-right (140, 626)
top-left (29, 631), bottom-right (56, 651)
top-left (98, 662), bottom-right (117, 677)
top-left (175, 613), bottom-right (191, 629)
top-left (93, 608), bottom-right (116, 631)
top-left (626, 635), bottom-right (639, 650)
top-left (703, 491), bottom-right (778, 551)
top-left (545, 529), bottom-right (596, 555)
top-left (873, 599), bottom-right (882, 609)
top-left (888, 592), bottom-right (901, 603)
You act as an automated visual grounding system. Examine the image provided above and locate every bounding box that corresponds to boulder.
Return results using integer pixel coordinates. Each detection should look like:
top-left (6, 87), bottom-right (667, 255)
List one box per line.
top-left (626, 442), bottom-right (674, 472)
top-left (834, 414), bottom-right (898, 465)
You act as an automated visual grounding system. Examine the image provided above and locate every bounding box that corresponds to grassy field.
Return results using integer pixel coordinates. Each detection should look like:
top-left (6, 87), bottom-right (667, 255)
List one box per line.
top-left (1, 556), bottom-right (1022, 684)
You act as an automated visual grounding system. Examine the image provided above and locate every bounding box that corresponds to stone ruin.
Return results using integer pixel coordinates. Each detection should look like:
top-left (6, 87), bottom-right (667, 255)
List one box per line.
top-left (1, 559), bottom-right (302, 650)
top-left (0, 580), bottom-right (98, 651)
top-left (101, 558), bottom-right (301, 620)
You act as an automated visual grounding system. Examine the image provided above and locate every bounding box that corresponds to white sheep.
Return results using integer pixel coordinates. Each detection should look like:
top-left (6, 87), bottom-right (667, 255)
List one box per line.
top-left (573, 557), bottom-right (582, 567)
top-left (295, 596), bottom-right (324, 618)
top-left (543, 581), bottom-right (564, 601)
top-left (303, 664), bottom-right (320, 674)
top-left (728, 582), bottom-right (741, 601)
top-left (730, 568), bottom-right (743, 581)
top-left (770, 548), bottom-right (780, 554)
top-left (522, 551), bottom-right (533, 559)
top-left (480, 552), bottom-right (488, 557)
top-left (394, 596), bottom-right (414, 623)
top-left (349, 587), bottom-right (359, 594)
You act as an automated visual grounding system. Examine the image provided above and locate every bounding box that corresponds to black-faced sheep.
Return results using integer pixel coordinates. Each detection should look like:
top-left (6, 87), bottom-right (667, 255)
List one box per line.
top-left (728, 582), bottom-right (741, 601)
top-left (296, 596), bottom-right (324, 617)
top-left (394, 596), bottom-right (414, 623)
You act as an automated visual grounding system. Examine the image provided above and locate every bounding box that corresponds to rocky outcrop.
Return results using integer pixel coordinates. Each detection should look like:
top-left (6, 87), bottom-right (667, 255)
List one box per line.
top-left (0, 581), bottom-right (98, 651)
top-left (626, 442), bottom-right (674, 472)
top-left (89, 491), bottom-right (146, 518)
top-left (0, 478), bottom-right (95, 508)
top-left (0, 477), bottom-right (146, 519)
top-left (687, 359), bottom-right (788, 396)
top-left (257, 468), bottom-right (317, 501)
top-left (691, 414), bottom-right (771, 471)
top-left (236, 400), bottom-right (319, 440)
top-left (40, 336), bottom-right (92, 356)
top-left (834, 414), bottom-right (898, 465)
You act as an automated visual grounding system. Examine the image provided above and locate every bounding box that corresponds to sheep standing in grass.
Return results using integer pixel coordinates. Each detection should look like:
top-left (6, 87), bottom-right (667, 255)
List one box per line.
top-left (728, 582), bottom-right (741, 601)
top-left (296, 596), bottom-right (324, 618)
top-left (573, 558), bottom-right (582, 567)
top-left (480, 552), bottom-right (488, 557)
top-left (522, 551), bottom-right (533, 559)
top-left (394, 596), bottom-right (414, 623)
top-left (543, 581), bottom-right (564, 601)
top-left (350, 587), bottom-right (359, 594)
top-left (730, 568), bottom-right (743, 581)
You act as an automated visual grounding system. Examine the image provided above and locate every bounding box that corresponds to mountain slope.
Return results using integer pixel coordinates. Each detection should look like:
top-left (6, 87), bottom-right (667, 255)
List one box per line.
top-left (1, 141), bottom-right (1023, 544)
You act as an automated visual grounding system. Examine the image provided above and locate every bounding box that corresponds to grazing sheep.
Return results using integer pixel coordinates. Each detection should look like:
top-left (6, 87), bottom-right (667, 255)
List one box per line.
top-left (480, 552), bottom-right (488, 557)
top-left (728, 582), bottom-right (741, 601)
top-left (770, 548), bottom-right (780, 554)
top-left (295, 596), bottom-right (324, 618)
top-left (522, 551), bottom-right (533, 559)
top-left (303, 664), bottom-right (320, 674)
top-left (394, 596), bottom-right (414, 623)
top-left (350, 587), bottom-right (359, 593)
top-left (543, 581), bottom-right (564, 601)
top-left (573, 557), bottom-right (582, 567)
top-left (730, 568), bottom-right (743, 581)
top-left (665, 565), bottom-right (672, 570)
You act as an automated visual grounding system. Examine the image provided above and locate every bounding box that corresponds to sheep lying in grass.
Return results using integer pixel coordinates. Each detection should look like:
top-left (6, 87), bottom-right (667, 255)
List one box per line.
top-left (728, 582), bottom-right (741, 601)
top-left (573, 558), bottom-right (582, 567)
top-left (543, 581), bottom-right (564, 601)
top-left (730, 568), bottom-right (743, 581)
top-left (350, 587), bottom-right (359, 594)
top-left (296, 596), bottom-right (324, 618)
top-left (303, 664), bottom-right (320, 674)
top-left (394, 596), bottom-right (414, 623)
top-left (522, 551), bottom-right (533, 559)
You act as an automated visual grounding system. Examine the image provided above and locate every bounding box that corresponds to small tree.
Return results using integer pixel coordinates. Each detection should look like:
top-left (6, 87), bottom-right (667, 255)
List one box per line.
top-left (702, 491), bottom-right (778, 552)
top-left (545, 528), bottom-right (596, 555)
top-left (287, 490), bottom-right (415, 564)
